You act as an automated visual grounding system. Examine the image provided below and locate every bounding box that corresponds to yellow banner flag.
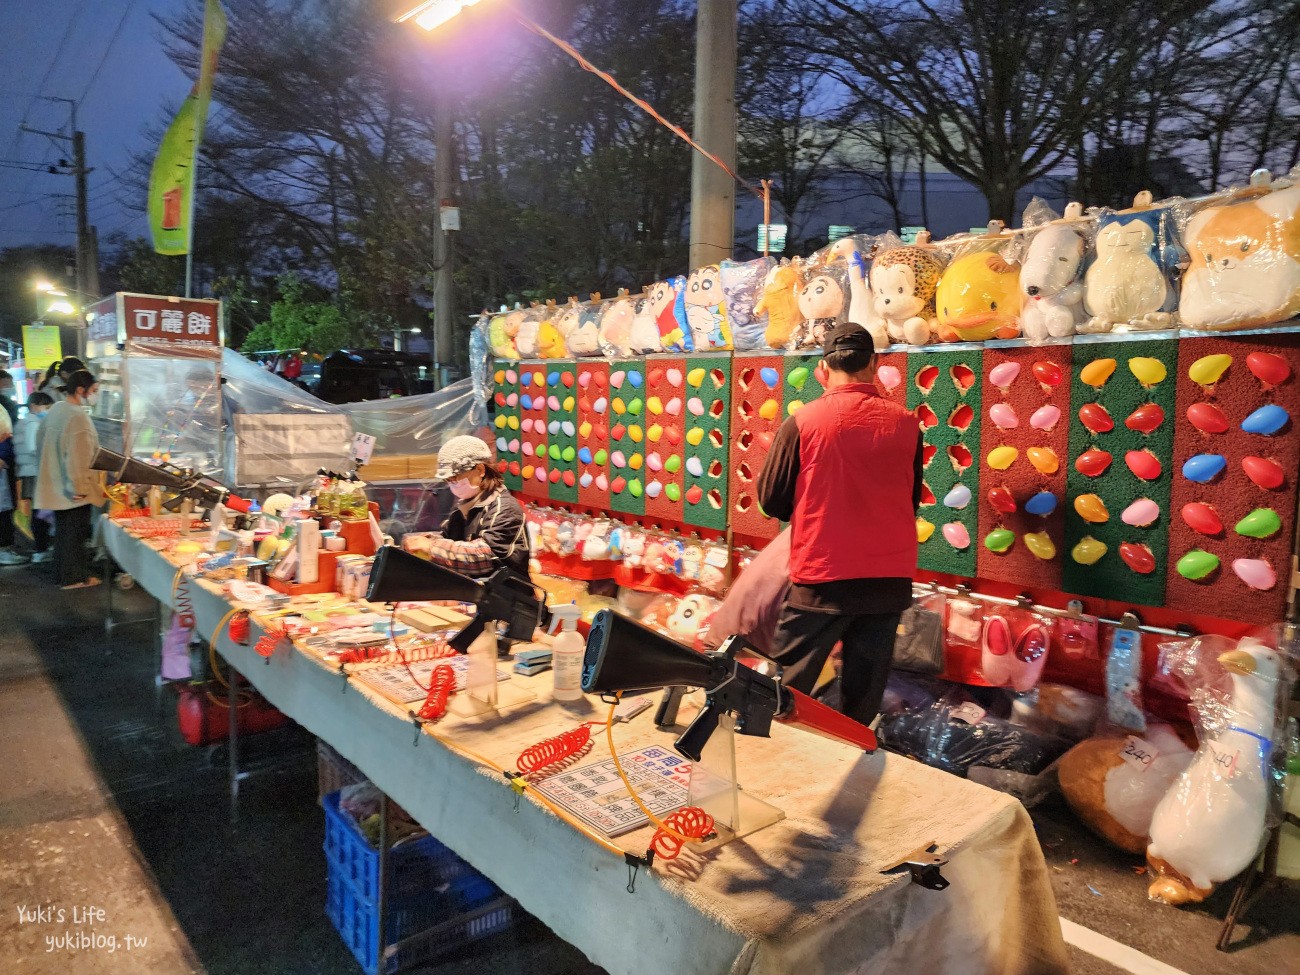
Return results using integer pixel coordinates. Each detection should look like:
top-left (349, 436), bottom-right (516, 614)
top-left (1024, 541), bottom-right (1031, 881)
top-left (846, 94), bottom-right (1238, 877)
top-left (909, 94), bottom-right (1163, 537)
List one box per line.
top-left (148, 0), bottom-right (228, 255)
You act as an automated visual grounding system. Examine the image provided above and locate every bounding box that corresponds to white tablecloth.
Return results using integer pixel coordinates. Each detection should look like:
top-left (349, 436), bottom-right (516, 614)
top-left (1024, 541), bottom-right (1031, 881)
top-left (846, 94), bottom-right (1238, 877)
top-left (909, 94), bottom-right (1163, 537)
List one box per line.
top-left (103, 521), bottom-right (1070, 975)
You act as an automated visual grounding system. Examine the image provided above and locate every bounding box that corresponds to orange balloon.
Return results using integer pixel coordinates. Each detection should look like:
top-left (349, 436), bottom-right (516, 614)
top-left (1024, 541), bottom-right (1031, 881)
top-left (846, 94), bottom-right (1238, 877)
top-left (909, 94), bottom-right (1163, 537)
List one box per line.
top-left (1027, 447), bottom-right (1060, 475)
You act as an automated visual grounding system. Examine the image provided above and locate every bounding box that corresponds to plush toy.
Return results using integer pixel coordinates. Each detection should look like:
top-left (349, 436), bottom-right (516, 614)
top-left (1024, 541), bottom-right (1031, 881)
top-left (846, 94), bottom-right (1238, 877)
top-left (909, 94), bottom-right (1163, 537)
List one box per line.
top-left (513, 308), bottom-right (541, 358)
top-left (684, 264), bottom-right (732, 350)
top-left (871, 246), bottom-right (944, 345)
top-left (846, 250), bottom-right (889, 350)
top-left (1082, 210), bottom-right (1182, 332)
top-left (720, 257), bottom-right (775, 350)
top-left (1058, 725), bottom-right (1195, 854)
top-left (594, 293), bottom-right (632, 357)
top-left (1147, 639), bottom-right (1282, 904)
top-left (564, 297), bottom-right (601, 357)
top-left (756, 259), bottom-right (804, 349)
top-left (552, 298), bottom-right (583, 355)
top-left (980, 610), bottom-right (1051, 692)
top-left (536, 304), bottom-right (568, 358)
top-left (650, 278), bottom-right (691, 352)
top-left (666, 593), bottom-right (721, 646)
top-left (936, 251), bottom-right (1023, 341)
top-left (1179, 183), bottom-right (1300, 330)
top-left (488, 313), bottom-right (518, 360)
top-left (788, 265), bottom-right (849, 349)
top-left (627, 290), bottom-right (662, 354)
top-left (1019, 225), bottom-right (1088, 342)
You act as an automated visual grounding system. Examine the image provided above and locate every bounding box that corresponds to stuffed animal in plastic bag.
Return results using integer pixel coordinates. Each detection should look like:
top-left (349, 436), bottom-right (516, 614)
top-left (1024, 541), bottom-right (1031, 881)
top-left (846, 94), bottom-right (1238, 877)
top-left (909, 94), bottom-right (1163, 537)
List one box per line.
top-left (514, 308), bottom-right (542, 358)
top-left (1179, 183), bottom-right (1300, 330)
top-left (666, 593), bottom-right (721, 647)
top-left (871, 246), bottom-right (944, 345)
top-left (627, 290), bottom-right (662, 354)
top-left (720, 257), bottom-right (774, 350)
top-left (936, 251), bottom-right (1023, 341)
top-left (788, 265), bottom-right (849, 349)
top-left (488, 313), bottom-right (518, 360)
top-left (756, 259), bottom-right (803, 349)
top-left (684, 264), bottom-right (731, 350)
top-left (1083, 210), bottom-right (1182, 332)
top-left (1020, 225), bottom-right (1088, 342)
top-left (980, 609), bottom-right (1051, 692)
top-left (565, 298), bottom-right (602, 357)
top-left (536, 304), bottom-right (568, 358)
top-left (650, 278), bottom-right (691, 352)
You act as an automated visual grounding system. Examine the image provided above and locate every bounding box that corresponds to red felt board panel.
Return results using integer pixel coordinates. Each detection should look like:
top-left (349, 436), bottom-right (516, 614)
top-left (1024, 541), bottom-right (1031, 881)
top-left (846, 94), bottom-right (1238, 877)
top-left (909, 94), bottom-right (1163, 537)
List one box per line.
top-left (575, 360), bottom-right (611, 510)
top-left (729, 354), bottom-right (785, 540)
top-left (643, 357), bottom-right (687, 522)
top-left (1165, 333), bottom-right (1300, 625)
top-left (517, 363), bottom-right (550, 499)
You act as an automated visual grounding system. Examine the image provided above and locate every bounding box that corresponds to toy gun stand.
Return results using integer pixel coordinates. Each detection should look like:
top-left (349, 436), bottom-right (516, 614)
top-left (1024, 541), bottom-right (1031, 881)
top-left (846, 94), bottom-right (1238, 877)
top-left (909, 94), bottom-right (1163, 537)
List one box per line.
top-left (684, 712), bottom-right (785, 851)
top-left (449, 620), bottom-right (537, 717)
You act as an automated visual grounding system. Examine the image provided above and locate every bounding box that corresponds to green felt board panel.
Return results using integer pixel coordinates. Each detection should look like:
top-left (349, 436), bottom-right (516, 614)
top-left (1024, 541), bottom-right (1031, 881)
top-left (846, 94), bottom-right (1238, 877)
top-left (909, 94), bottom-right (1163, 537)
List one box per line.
top-left (908, 350), bottom-right (983, 577)
top-left (683, 355), bottom-right (732, 530)
top-left (1062, 340), bottom-right (1177, 606)
top-left (546, 361), bottom-right (580, 503)
top-left (493, 359), bottom-right (522, 491)
top-left (607, 359), bottom-right (646, 516)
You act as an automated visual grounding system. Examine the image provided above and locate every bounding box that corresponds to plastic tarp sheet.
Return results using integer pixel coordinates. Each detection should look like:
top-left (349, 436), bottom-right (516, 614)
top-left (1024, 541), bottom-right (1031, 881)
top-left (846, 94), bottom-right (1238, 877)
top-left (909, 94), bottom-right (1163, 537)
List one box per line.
top-left (336, 378), bottom-right (487, 478)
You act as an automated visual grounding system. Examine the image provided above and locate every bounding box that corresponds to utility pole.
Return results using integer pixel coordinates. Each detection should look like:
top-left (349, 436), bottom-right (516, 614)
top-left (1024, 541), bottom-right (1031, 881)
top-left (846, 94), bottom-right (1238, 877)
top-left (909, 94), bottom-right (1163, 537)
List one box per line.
top-left (432, 73), bottom-right (455, 387)
top-left (688, 0), bottom-right (738, 270)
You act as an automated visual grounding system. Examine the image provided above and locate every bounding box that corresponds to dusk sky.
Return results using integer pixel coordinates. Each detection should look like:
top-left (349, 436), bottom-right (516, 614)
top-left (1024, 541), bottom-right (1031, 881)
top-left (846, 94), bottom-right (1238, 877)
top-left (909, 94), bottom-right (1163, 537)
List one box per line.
top-left (0, 0), bottom-right (188, 251)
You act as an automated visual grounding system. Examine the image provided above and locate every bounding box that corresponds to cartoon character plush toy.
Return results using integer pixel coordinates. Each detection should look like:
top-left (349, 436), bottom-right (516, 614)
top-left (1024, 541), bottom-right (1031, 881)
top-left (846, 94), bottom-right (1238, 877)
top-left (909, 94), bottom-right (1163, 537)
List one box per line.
top-left (936, 251), bottom-right (1023, 340)
top-left (666, 593), bottom-right (721, 647)
top-left (566, 297), bottom-right (602, 357)
top-left (1019, 225), bottom-right (1088, 342)
top-left (756, 259), bottom-right (804, 349)
top-left (650, 278), bottom-right (691, 352)
top-left (555, 298), bottom-right (586, 353)
top-left (788, 266), bottom-right (849, 349)
top-left (1179, 183), bottom-right (1300, 330)
top-left (628, 290), bottom-right (662, 354)
top-left (488, 313), bottom-right (518, 360)
top-left (720, 257), bottom-right (775, 350)
top-left (683, 264), bottom-right (731, 350)
top-left (513, 308), bottom-right (541, 358)
top-left (1082, 210), bottom-right (1182, 332)
top-left (871, 246), bottom-right (944, 345)
top-left (536, 303), bottom-right (569, 358)
top-left (597, 293), bottom-right (635, 357)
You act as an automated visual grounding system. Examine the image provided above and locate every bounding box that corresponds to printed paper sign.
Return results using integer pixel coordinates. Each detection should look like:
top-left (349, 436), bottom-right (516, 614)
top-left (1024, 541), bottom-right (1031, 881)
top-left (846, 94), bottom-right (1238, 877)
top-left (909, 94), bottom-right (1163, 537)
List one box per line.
top-left (353, 433), bottom-right (377, 464)
top-left (951, 702), bottom-right (986, 725)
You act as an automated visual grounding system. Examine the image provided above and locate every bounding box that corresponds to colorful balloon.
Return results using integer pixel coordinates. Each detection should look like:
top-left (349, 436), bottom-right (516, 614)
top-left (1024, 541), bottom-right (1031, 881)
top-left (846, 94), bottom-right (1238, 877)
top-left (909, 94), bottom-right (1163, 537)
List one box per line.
top-left (666, 483), bottom-right (682, 502)
top-left (685, 457), bottom-right (705, 478)
top-left (1072, 536), bottom-right (1108, 566)
top-left (645, 480), bottom-right (663, 498)
top-left (1128, 357), bottom-right (1167, 386)
top-left (987, 445), bottom-right (1019, 470)
top-left (664, 455), bottom-right (682, 474)
top-left (1242, 404), bottom-right (1290, 436)
top-left (916, 518), bottom-right (936, 543)
top-left (1242, 455), bottom-right (1285, 489)
top-left (1074, 448), bottom-right (1112, 477)
top-left (1125, 450), bottom-right (1162, 481)
top-left (1025, 491), bottom-right (1057, 516)
top-left (665, 368), bottom-right (683, 387)
top-left (760, 367), bottom-right (780, 389)
top-left (610, 370), bottom-right (625, 388)
top-left (594, 448), bottom-right (609, 465)
top-left (989, 403), bottom-right (1018, 429)
top-left (684, 428), bottom-right (702, 446)
top-left (1235, 508), bottom-right (1282, 539)
top-left (1186, 402), bottom-right (1229, 434)
top-left (1080, 358), bottom-right (1117, 388)
top-left (1030, 404), bottom-right (1061, 431)
top-left (1074, 494), bottom-right (1109, 523)
top-left (1246, 351), bottom-right (1291, 387)
top-left (1032, 360), bottom-right (1063, 387)
top-left (1181, 502), bottom-right (1223, 535)
top-left (984, 528), bottom-right (1016, 553)
top-left (1232, 558), bottom-right (1277, 591)
top-left (1176, 549), bottom-right (1220, 581)
top-left (988, 486), bottom-right (1017, 514)
top-left (1024, 531), bottom-right (1056, 560)
top-left (787, 366), bottom-right (810, 390)
top-left (1078, 403), bottom-right (1114, 433)
top-left (876, 365), bottom-right (902, 391)
top-left (1182, 453), bottom-right (1226, 484)
top-left (759, 399), bottom-right (779, 420)
top-left (687, 368), bottom-right (706, 388)
top-left (944, 484), bottom-right (972, 509)
top-left (1028, 447), bottom-right (1059, 475)
top-left (989, 361), bottom-right (1021, 390)
top-left (950, 403), bottom-right (975, 431)
top-left (1187, 354), bottom-right (1233, 387)
top-left (1122, 498), bottom-right (1160, 527)
top-left (627, 370), bottom-right (644, 388)
top-left (1125, 403), bottom-right (1165, 433)
top-left (579, 472), bottom-right (593, 488)
top-left (943, 522), bottom-right (971, 549)
top-left (687, 397), bottom-right (705, 416)
top-left (1120, 543), bottom-right (1156, 575)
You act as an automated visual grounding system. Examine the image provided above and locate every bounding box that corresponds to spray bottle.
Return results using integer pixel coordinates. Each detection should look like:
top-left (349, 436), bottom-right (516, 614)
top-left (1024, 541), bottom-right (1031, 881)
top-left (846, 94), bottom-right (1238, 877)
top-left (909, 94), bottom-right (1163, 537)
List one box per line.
top-left (549, 603), bottom-right (584, 701)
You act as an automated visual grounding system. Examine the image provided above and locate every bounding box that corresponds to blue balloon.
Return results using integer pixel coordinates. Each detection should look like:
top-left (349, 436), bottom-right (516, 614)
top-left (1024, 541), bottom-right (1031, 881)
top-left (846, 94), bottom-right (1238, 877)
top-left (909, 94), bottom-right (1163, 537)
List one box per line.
top-left (627, 370), bottom-right (644, 388)
top-left (943, 484), bottom-right (972, 509)
top-left (521, 394), bottom-right (533, 410)
top-left (578, 447), bottom-right (593, 464)
top-left (1182, 453), bottom-right (1227, 483)
top-left (546, 371), bottom-right (560, 386)
top-left (1242, 404), bottom-right (1289, 436)
top-left (1025, 491), bottom-right (1057, 516)
top-left (496, 437), bottom-right (508, 451)
top-left (520, 372), bottom-right (532, 386)
top-left (547, 420), bottom-right (561, 435)
top-left (760, 367), bottom-right (780, 389)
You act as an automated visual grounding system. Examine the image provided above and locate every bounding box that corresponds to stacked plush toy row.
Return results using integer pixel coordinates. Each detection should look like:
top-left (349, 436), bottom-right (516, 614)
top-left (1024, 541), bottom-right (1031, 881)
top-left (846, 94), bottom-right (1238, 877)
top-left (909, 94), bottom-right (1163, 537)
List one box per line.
top-left (479, 174), bottom-right (1300, 361)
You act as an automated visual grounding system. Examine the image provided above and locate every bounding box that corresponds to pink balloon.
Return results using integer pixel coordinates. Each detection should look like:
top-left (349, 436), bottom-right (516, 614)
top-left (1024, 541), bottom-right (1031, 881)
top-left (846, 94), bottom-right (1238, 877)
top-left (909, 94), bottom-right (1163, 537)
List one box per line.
top-left (942, 522), bottom-right (971, 549)
top-left (506, 393), bottom-right (518, 407)
top-left (989, 403), bottom-right (1019, 429)
top-left (521, 418), bottom-right (535, 433)
top-left (508, 439), bottom-right (519, 452)
top-left (595, 474), bottom-right (609, 491)
top-left (1232, 558), bottom-right (1276, 591)
top-left (1121, 498), bottom-right (1160, 527)
top-left (505, 370), bottom-right (518, 384)
top-left (876, 365), bottom-right (902, 391)
top-left (522, 442), bottom-right (535, 456)
top-left (548, 395), bottom-right (561, 410)
top-left (577, 372), bottom-right (592, 389)
top-left (989, 361), bottom-right (1021, 389)
top-left (534, 466), bottom-right (548, 482)
top-left (664, 397), bottom-right (682, 416)
top-left (1030, 404), bottom-right (1061, 431)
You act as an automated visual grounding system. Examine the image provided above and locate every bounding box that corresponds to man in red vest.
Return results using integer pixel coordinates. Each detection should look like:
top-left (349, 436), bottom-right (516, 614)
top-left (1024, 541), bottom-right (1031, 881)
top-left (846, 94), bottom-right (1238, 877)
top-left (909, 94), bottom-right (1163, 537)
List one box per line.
top-left (757, 324), bottom-right (923, 724)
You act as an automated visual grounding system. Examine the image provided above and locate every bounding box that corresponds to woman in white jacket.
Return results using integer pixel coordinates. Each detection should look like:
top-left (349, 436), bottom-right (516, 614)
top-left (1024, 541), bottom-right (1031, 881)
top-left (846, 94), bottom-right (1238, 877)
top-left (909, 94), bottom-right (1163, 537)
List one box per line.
top-left (35, 369), bottom-right (105, 588)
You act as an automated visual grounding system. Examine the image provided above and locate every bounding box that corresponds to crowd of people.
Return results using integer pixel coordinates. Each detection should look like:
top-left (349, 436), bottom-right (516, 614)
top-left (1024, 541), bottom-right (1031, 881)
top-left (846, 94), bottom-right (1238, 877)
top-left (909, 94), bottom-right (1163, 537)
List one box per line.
top-left (0, 356), bottom-right (105, 588)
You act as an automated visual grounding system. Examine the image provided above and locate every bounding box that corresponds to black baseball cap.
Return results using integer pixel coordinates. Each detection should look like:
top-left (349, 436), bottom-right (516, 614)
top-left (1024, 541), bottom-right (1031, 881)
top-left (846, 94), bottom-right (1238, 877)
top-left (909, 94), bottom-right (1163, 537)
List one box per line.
top-left (822, 323), bottom-right (876, 356)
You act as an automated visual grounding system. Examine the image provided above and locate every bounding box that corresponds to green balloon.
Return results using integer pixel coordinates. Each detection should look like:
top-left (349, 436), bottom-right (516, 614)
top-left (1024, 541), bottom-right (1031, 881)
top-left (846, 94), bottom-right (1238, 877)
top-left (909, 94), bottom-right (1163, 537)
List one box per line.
top-left (664, 455), bottom-right (682, 474)
top-left (628, 479), bottom-right (643, 498)
top-left (561, 446), bottom-right (576, 463)
top-left (983, 528), bottom-right (1015, 553)
top-left (665, 483), bottom-right (681, 502)
top-left (1176, 549), bottom-right (1220, 581)
top-left (594, 449), bottom-right (608, 465)
top-left (627, 397), bottom-right (644, 416)
top-left (787, 366), bottom-right (810, 390)
top-left (548, 444), bottom-right (561, 460)
top-left (1235, 508), bottom-right (1281, 539)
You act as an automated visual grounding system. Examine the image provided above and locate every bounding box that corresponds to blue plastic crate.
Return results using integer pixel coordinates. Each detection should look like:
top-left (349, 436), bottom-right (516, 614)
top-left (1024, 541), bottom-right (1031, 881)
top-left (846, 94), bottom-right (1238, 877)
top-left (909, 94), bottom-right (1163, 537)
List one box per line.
top-left (322, 790), bottom-right (516, 975)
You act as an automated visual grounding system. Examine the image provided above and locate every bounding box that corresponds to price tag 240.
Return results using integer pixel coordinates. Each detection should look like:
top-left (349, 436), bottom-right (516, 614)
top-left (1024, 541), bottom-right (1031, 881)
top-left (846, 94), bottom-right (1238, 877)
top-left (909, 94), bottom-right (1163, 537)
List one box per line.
top-left (1119, 735), bottom-right (1159, 772)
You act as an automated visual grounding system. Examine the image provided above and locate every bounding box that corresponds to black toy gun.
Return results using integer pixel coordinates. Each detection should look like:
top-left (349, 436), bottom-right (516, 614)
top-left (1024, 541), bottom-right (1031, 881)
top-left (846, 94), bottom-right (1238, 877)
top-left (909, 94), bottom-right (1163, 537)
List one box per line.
top-left (91, 448), bottom-right (251, 513)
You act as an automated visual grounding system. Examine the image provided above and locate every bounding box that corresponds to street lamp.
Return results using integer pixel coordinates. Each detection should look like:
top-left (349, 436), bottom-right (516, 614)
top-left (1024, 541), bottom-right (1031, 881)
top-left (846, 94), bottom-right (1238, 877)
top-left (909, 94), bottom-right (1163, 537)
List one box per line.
top-left (395, 0), bottom-right (484, 31)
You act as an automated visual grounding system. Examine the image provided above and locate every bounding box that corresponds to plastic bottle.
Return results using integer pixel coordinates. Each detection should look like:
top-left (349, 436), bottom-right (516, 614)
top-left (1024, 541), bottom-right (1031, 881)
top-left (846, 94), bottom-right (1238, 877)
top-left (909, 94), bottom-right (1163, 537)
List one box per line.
top-left (549, 604), bottom-right (584, 701)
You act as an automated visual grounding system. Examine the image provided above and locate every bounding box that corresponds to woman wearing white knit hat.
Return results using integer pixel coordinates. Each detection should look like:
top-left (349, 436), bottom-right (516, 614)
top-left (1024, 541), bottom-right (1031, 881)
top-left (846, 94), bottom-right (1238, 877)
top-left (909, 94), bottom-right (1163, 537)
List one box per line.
top-left (422, 435), bottom-right (528, 577)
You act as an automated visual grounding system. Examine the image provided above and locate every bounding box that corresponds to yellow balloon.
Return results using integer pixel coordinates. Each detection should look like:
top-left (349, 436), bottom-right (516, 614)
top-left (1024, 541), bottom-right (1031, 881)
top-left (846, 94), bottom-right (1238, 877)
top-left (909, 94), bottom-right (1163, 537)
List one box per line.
top-left (687, 368), bottom-right (707, 388)
top-left (987, 445), bottom-right (1019, 470)
top-left (629, 425), bottom-right (644, 443)
top-left (1074, 493), bottom-right (1110, 523)
top-left (612, 397), bottom-right (627, 415)
top-left (1024, 531), bottom-right (1056, 561)
top-left (1188, 353), bottom-right (1232, 386)
top-left (507, 416), bottom-right (520, 430)
top-left (629, 454), bottom-right (643, 470)
top-left (1080, 358), bottom-right (1117, 388)
top-left (787, 400), bottom-right (805, 415)
top-left (495, 415), bottom-right (507, 429)
top-left (1128, 356), bottom-right (1167, 386)
top-left (532, 373), bottom-right (545, 388)
top-left (648, 424), bottom-right (664, 442)
top-left (1072, 535), bottom-right (1108, 565)
top-left (563, 396), bottom-right (575, 411)
top-left (759, 399), bottom-right (780, 420)
top-left (916, 518), bottom-right (936, 543)
top-left (647, 396), bottom-right (664, 415)
top-left (1028, 447), bottom-right (1059, 475)
top-left (579, 421), bottom-right (592, 438)
top-left (685, 428), bottom-right (704, 446)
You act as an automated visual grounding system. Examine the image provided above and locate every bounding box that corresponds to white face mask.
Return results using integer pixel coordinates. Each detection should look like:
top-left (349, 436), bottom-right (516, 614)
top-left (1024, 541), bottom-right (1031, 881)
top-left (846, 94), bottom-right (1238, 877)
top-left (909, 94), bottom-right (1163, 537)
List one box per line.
top-left (85, 393), bottom-right (99, 407)
top-left (448, 478), bottom-right (480, 500)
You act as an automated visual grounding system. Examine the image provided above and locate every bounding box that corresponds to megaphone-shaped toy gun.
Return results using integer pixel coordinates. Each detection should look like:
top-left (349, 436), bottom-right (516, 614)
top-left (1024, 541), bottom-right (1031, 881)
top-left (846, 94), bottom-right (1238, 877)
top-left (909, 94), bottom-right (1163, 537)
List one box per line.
top-left (91, 448), bottom-right (251, 513)
top-left (365, 546), bottom-right (547, 653)
top-left (581, 609), bottom-right (878, 762)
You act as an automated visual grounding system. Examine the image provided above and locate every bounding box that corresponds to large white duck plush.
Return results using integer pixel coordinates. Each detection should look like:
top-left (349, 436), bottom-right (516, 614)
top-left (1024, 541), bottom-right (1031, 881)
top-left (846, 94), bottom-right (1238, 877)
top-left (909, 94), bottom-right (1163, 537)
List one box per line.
top-left (1020, 225), bottom-right (1087, 343)
top-left (1145, 638), bottom-right (1282, 904)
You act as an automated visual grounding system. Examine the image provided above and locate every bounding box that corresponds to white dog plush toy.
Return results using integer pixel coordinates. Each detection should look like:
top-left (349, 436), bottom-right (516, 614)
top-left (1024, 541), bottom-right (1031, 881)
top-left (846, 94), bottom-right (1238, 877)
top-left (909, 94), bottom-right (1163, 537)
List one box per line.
top-left (1019, 225), bottom-right (1087, 343)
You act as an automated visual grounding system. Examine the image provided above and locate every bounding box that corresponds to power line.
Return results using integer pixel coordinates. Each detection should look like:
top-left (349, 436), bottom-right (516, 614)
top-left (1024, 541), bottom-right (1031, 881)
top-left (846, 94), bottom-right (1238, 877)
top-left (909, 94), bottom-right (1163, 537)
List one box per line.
top-left (78, 1), bottom-right (138, 108)
top-left (6, 7), bottom-right (81, 158)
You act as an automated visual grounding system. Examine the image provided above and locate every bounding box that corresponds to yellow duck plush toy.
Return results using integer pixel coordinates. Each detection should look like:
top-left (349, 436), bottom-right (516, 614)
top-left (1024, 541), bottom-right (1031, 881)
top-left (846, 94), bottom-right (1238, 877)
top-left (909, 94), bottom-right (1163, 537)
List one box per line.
top-left (936, 252), bottom-right (1023, 341)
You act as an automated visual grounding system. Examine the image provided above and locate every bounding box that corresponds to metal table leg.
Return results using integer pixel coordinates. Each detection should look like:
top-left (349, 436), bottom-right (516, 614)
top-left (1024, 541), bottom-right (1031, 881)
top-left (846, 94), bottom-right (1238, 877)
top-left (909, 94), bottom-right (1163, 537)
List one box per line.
top-left (229, 669), bottom-right (242, 824)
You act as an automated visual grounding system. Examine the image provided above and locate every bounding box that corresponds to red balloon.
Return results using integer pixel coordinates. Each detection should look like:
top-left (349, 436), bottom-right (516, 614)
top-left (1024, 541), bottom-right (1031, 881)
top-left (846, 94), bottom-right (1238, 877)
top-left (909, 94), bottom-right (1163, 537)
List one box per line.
top-left (1032, 360), bottom-right (1063, 387)
top-left (1075, 448), bottom-right (1112, 477)
top-left (1119, 543), bottom-right (1156, 575)
top-left (561, 372), bottom-right (576, 388)
top-left (648, 368), bottom-right (664, 386)
top-left (509, 461), bottom-right (521, 476)
top-left (494, 392), bottom-right (507, 407)
top-left (1125, 403), bottom-right (1165, 433)
top-left (988, 486), bottom-right (1017, 514)
top-left (685, 485), bottom-right (705, 505)
top-left (1186, 402), bottom-right (1229, 434)
top-left (915, 403), bottom-right (938, 428)
top-left (1242, 455), bottom-right (1285, 489)
top-left (549, 468), bottom-right (562, 483)
top-left (562, 470), bottom-right (576, 487)
top-left (920, 482), bottom-right (936, 505)
top-left (497, 460), bottom-right (508, 473)
top-left (1078, 403), bottom-right (1114, 433)
top-left (1125, 450), bottom-right (1162, 481)
top-left (1246, 351), bottom-right (1292, 387)
top-left (1181, 502), bottom-right (1223, 535)
top-left (611, 476), bottom-right (627, 494)
top-left (611, 423), bottom-right (627, 441)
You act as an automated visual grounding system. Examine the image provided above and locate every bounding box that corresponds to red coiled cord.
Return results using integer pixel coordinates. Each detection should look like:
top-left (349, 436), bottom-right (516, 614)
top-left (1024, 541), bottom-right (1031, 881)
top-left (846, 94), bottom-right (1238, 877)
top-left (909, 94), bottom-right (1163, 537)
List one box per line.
top-left (228, 611), bottom-right (250, 644)
top-left (650, 806), bottom-right (715, 860)
top-left (175, 575), bottom-right (196, 629)
top-left (255, 624), bottom-right (286, 658)
top-left (516, 725), bottom-right (597, 780)
top-left (416, 665), bottom-right (456, 721)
